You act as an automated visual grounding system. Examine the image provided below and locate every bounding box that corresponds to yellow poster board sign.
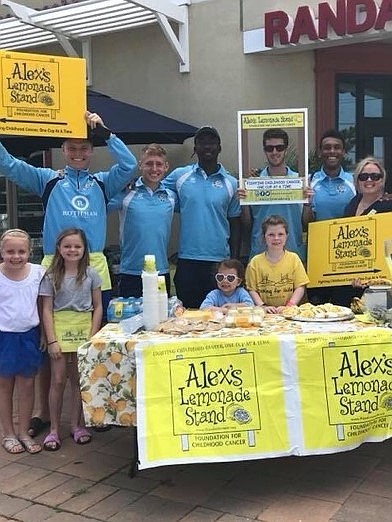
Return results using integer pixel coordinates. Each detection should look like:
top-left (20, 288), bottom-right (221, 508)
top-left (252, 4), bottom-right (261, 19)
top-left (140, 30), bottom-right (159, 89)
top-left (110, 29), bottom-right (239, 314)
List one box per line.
top-left (307, 213), bottom-right (392, 288)
top-left (0, 50), bottom-right (86, 138)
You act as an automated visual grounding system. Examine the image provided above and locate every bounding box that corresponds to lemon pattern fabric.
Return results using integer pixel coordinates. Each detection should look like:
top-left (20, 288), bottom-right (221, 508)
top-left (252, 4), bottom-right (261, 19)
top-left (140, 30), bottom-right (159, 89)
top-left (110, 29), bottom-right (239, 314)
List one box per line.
top-left (78, 327), bottom-right (137, 427)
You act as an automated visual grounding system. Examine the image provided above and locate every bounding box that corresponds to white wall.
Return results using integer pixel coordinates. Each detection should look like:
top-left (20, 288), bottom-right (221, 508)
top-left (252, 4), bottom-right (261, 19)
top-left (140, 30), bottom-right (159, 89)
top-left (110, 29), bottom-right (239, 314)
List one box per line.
top-left (3, 0), bottom-right (317, 249)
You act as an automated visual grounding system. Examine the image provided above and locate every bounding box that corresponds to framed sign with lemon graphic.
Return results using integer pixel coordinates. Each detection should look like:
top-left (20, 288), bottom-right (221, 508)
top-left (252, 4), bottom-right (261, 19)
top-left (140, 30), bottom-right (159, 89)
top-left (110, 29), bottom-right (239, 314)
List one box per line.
top-left (0, 50), bottom-right (86, 138)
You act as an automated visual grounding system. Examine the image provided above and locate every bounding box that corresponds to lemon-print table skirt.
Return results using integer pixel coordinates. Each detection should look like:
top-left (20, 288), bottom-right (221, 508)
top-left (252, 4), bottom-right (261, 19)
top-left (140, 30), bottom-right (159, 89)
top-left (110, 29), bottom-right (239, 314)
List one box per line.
top-left (78, 324), bottom-right (138, 427)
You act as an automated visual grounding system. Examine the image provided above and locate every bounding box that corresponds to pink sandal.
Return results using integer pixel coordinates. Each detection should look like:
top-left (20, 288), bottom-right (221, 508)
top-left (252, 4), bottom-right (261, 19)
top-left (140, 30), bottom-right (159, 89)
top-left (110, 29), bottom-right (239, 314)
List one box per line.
top-left (70, 427), bottom-right (92, 445)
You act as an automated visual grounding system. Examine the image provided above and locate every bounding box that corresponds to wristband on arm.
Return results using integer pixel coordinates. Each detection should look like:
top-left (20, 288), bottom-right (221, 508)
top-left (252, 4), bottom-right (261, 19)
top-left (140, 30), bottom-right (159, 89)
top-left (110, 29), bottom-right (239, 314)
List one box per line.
top-left (92, 124), bottom-right (112, 140)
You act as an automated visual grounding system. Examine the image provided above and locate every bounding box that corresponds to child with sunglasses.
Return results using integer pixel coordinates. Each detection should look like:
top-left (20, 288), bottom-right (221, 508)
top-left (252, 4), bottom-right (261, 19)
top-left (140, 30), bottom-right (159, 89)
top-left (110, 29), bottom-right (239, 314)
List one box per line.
top-left (200, 259), bottom-right (253, 311)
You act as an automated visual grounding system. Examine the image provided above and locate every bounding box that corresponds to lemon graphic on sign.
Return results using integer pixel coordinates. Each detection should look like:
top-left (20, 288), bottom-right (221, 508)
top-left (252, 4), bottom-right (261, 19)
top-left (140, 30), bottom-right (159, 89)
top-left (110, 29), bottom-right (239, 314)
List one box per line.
top-left (380, 392), bottom-right (392, 410)
top-left (357, 246), bottom-right (371, 258)
top-left (38, 92), bottom-right (54, 106)
top-left (226, 404), bottom-right (252, 424)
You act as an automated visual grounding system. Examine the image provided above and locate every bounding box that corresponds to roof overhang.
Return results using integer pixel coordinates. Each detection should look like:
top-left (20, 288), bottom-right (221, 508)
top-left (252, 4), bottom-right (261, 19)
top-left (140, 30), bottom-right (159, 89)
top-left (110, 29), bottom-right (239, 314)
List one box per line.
top-left (0, 0), bottom-right (190, 74)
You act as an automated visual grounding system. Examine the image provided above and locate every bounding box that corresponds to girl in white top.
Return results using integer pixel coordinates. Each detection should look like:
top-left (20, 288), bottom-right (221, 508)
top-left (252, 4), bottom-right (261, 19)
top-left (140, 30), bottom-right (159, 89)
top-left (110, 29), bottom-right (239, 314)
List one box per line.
top-left (0, 229), bottom-right (45, 455)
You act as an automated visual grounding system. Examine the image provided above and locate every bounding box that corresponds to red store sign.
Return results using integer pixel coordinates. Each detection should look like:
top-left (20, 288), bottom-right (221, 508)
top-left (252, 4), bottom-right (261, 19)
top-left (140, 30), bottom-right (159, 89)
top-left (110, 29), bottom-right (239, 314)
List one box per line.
top-left (265, 0), bottom-right (392, 48)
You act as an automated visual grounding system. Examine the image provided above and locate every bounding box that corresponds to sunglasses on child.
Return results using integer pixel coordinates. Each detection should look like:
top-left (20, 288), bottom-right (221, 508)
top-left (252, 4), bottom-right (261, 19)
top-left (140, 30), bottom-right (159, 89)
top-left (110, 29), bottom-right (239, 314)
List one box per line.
top-left (215, 273), bottom-right (239, 283)
top-left (263, 144), bottom-right (286, 153)
top-left (357, 172), bottom-right (383, 182)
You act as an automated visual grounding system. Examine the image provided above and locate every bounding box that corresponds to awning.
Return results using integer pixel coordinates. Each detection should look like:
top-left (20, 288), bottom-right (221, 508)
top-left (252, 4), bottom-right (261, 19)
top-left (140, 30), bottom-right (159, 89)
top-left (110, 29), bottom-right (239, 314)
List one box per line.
top-left (0, 0), bottom-right (190, 72)
top-left (1, 89), bottom-right (197, 156)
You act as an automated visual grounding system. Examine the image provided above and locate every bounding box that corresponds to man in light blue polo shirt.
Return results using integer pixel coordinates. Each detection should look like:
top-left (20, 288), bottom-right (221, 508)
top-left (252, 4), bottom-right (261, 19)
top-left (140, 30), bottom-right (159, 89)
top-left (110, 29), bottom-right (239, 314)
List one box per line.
top-left (163, 126), bottom-right (241, 308)
top-left (304, 129), bottom-right (355, 222)
top-left (109, 144), bottom-right (177, 297)
top-left (249, 128), bottom-right (305, 262)
top-left (303, 129), bottom-right (356, 306)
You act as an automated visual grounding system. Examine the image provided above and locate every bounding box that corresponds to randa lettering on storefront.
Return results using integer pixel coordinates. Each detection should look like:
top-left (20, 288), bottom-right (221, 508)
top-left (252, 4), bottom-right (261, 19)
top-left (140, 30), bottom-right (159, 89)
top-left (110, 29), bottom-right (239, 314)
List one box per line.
top-left (243, 0), bottom-right (392, 54)
top-left (266, 0), bottom-right (392, 47)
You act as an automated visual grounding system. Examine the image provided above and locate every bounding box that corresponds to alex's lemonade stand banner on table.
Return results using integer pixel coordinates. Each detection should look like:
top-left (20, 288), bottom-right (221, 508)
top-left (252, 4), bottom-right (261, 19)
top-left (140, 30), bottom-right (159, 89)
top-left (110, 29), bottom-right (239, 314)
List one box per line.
top-left (307, 213), bottom-right (392, 288)
top-left (135, 329), bottom-right (392, 469)
top-left (237, 108), bottom-right (308, 205)
top-left (136, 336), bottom-right (289, 469)
top-left (0, 50), bottom-right (86, 138)
top-left (297, 328), bottom-right (392, 452)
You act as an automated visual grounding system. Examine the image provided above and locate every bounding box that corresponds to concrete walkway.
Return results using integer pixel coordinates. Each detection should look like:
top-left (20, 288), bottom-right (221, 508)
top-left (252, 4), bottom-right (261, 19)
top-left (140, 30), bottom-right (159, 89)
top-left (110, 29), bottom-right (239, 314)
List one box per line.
top-left (1, 388), bottom-right (392, 521)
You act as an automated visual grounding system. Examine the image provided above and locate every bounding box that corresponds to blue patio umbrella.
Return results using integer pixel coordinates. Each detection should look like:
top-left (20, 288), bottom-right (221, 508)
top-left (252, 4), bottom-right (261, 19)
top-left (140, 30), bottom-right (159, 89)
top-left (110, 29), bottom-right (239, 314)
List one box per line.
top-left (0, 89), bottom-right (197, 156)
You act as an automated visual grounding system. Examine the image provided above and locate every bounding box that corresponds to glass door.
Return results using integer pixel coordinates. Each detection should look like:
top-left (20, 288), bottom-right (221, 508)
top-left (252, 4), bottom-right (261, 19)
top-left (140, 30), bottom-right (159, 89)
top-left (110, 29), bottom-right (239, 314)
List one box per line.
top-left (337, 75), bottom-right (392, 191)
top-left (1, 151), bottom-right (46, 262)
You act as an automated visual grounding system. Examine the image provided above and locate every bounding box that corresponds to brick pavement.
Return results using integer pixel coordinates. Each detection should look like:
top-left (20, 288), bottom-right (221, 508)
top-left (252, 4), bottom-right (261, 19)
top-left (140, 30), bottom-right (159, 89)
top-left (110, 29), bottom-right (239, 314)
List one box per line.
top-left (1, 386), bottom-right (392, 521)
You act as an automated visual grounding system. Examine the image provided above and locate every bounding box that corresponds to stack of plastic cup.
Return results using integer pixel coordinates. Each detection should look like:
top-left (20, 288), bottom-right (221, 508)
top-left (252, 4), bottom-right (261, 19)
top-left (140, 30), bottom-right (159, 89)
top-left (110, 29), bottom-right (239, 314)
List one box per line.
top-left (142, 255), bottom-right (160, 331)
top-left (157, 275), bottom-right (168, 322)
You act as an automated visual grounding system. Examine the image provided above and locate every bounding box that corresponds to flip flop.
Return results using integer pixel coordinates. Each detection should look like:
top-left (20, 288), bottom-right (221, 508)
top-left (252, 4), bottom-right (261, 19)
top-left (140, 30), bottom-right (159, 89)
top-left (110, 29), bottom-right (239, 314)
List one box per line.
top-left (2, 436), bottom-right (25, 454)
top-left (28, 417), bottom-right (50, 437)
top-left (19, 437), bottom-right (42, 454)
top-left (43, 433), bottom-right (61, 451)
top-left (71, 427), bottom-right (92, 445)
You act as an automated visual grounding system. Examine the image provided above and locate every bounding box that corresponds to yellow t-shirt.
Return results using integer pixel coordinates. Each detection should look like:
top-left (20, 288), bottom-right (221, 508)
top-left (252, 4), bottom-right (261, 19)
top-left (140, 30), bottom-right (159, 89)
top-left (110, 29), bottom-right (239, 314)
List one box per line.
top-left (245, 251), bottom-right (309, 307)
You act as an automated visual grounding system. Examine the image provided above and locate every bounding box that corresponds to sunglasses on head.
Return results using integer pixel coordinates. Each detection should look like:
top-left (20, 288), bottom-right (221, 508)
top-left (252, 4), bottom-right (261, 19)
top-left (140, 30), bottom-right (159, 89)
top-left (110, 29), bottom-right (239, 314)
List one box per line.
top-left (264, 144), bottom-right (286, 153)
top-left (357, 172), bottom-right (383, 182)
top-left (215, 273), bottom-right (238, 283)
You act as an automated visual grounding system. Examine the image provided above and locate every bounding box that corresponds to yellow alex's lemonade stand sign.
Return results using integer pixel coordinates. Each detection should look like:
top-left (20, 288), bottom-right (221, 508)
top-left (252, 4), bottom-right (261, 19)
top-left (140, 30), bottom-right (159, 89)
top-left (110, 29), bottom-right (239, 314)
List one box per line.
top-left (0, 50), bottom-right (86, 138)
top-left (241, 112), bottom-right (305, 129)
top-left (307, 213), bottom-right (392, 287)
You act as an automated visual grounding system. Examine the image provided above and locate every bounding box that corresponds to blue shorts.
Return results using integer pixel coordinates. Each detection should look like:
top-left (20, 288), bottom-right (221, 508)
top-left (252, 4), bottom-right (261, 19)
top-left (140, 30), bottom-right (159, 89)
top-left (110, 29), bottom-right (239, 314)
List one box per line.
top-left (0, 326), bottom-right (44, 378)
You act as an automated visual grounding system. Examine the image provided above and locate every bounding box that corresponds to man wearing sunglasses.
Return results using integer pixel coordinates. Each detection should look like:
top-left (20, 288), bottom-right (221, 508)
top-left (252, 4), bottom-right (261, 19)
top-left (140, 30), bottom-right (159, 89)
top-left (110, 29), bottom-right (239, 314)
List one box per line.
top-left (248, 128), bottom-right (305, 262)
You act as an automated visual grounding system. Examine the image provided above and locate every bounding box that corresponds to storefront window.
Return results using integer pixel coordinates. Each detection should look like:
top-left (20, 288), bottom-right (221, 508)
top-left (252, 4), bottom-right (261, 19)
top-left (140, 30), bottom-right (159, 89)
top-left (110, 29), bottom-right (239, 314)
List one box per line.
top-left (337, 80), bottom-right (356, 164)
top-left (1, 153), bottom-right (45, 262)
top-left (337, 75), bottom-right (392, 187)
top-left (364, 87), bottom-right (383, 118)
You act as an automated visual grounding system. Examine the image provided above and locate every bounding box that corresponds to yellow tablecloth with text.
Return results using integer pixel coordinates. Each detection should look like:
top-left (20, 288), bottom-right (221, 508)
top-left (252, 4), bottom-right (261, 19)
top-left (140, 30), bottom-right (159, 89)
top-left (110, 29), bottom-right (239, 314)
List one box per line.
top-left (77, 319), bottom-right (392, 469)
top-left (135, 327), bottom-right (392, 469)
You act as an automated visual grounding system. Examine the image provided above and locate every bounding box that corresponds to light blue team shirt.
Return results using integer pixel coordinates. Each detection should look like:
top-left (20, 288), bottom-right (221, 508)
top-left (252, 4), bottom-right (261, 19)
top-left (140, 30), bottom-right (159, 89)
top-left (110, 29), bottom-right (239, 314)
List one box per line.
top-left (108, 177), bottom-right (178, 275)
top-left (200, 287), bottom-right (253, 309)
top-left (163, 163), bottom-right (241, 261)
top-left (311, 167), bottom-right (355, 221)
top-left (250, 166), bottom-right (305, 261)
top-left (0, 136), bottom-right (137, 255)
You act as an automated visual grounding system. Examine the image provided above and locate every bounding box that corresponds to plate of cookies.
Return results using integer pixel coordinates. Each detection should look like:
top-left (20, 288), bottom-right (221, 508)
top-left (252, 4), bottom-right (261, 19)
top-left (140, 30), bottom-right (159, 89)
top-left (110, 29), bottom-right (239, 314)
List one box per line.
top-left (281, 303), bottom-right (355, 322)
